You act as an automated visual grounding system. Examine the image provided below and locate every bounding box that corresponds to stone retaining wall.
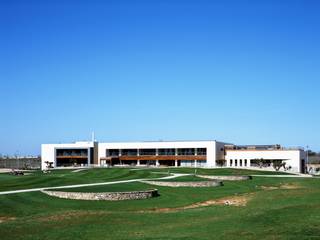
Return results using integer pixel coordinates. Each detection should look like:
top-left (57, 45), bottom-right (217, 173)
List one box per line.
top-left (41, 189), bottom-right (158, 201)
top-left (196, 175), bottom-right (252, 181)
top-left (140, 180), bottom-right (222, 187)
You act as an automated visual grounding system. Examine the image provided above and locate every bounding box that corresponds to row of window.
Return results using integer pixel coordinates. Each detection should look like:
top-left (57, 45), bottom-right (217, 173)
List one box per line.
top-left (56, 149), bottom-right (88, 157)
top-left (229, 159), bottom-right (248, 167)
top-left (107, 148), bottom-right (207, 157)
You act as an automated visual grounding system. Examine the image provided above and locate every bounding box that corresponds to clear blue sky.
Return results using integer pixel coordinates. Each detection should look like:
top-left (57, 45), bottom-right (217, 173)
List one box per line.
top-left (1, 0), bottom-right (319, 155)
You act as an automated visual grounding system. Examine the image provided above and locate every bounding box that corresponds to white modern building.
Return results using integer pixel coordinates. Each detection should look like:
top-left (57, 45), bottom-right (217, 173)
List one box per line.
top-left (41, 140), bottom-right (307, 173)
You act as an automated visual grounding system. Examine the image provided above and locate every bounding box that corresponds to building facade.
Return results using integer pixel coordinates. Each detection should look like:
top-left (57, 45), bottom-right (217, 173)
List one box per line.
top-left (41, 140), bottom-right (307, 173)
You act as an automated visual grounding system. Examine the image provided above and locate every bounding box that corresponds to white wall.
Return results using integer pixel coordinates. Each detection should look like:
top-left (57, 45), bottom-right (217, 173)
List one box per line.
top-left (41, 144), bottom-right (56, 170)
top-left (225, 149), bottom-right (304, 173)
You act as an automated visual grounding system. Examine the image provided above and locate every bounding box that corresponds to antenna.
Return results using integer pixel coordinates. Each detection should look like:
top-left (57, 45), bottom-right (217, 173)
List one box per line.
top-left (91, 131), bottom-right (95, 142)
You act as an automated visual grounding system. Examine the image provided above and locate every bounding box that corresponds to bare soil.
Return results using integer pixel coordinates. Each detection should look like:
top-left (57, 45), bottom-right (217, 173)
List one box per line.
top-left (0, 216), bottom-right (16, 223)
top-left (139, 194), bottom-right (253, 213)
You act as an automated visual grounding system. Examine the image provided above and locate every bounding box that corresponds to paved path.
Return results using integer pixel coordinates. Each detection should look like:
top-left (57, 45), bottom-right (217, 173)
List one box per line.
top-left (251, 174), bottom-right (312, 178)
top-left (0, 173), bottom-right (189, 196)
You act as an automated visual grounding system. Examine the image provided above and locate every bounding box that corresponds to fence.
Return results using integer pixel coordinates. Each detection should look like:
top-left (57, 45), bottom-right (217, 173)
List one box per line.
top-left (0, 157), bottom-right (41, 169)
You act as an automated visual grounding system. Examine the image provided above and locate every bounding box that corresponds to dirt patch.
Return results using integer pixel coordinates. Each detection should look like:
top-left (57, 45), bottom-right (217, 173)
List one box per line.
top-left (260, 183), bottom-right (301, 190)
top-left (37, 210), bottom-right (109, 222)
top-left (260, 186), bottom-right (278, 190)
top-left (280, 183), bottom-right (301, 189)
top-left (0, 216), bottom-right (16, 223)
top-left (139, 194), bottom-right (252, 213)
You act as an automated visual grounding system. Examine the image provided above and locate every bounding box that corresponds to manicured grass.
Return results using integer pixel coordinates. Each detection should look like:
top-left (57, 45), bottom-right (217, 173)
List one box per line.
top-left (0, 168), bottom-right (164, 192)
top-left (0, 168), bottom-right (318, 240)
top-left (55, 182), bottom-right (154, 192)
top-left (0, 168), bottom-right (290, 192)
top-left (156, 175), bottom-right (208, 182)
top-left (149, 167), bottom-right (294, 176)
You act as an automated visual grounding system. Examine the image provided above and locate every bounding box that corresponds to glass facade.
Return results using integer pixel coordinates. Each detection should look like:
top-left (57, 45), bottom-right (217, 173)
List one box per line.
top-left (56, 149), bottom-right (87, 156)
top-left (197, 148), bottom-right (206, 155)
top-left (105, 148), bottom-right (207, 157)
top-left (177, 148), bottom-right (195, 155)
top-left (106, 149), bottom-right (120, 157)
top-left (139, 149), bottom-right (156, 155)
top-left (121, 149), bottom-right (138, 156)
top-left (56, 148), bottom-right (88, 167)
top-left (158, 148), bottom-right (175, 155)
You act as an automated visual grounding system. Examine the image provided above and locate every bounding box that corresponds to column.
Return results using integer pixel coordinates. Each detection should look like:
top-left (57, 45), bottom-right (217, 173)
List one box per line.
top-left (137, 149), bottom-right (140, 166)
top-left (175, 148), bottom-right (179, 167)
top-left (194, 148), bottom-right (197, 168)
top-left (119, 149), bottom-right (122, 165)
top-left (87, 148), bottom-right (91, 166)
top-left (156, 149), bottom-right (159, 166)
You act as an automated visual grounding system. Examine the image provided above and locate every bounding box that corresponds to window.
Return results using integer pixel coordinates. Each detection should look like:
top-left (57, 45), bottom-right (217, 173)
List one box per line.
top-left (230, 159), bottom-right (233, 166)
top-left (139, 149), bottom-right (156, 155)
top-left (240, 159), bottom-right (242, 167)
top-left (197, 148), bottom-right (207, 155)
top-left (121, 149), bottom-right (138, 156)
top-left (158, 148), bottom-right (175, 155)
top-left (56, 149), bottom-right (88, 157)
top-left (106, 149), bottom-right (119, 157)
top-left (197, 160), bottom-right (207, 167)
top-left (244, 159), bottom-right (247, 166)
top-left (177, 148), bottom-right (195, 155)
top-left (235, 159), bottom-right (237, 167)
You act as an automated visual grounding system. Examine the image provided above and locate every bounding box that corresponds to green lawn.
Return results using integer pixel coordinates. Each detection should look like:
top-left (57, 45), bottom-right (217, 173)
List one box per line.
top-left (155, 175), bottom-right (210, 182)
top-left (0, 168), bottom-right (291, 192)
top-left (149, 167), bottom-right (293, 175)
top-left (0, 168), bottom-right (164, 192)
top-left (0, 168), bottom-right (319, 240)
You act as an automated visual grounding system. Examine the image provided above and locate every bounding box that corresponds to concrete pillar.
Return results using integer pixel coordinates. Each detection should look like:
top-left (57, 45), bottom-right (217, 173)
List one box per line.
top-left (87, 148), bottom-right (91, 166)
top-left (137, 149), bottom-right (140, 166)
top-left (194, 148), bottom-right (197, 168)
top-left (175, 160), bottom-right (178, 167)
top-left (155, 149), bottom-right (159, 167)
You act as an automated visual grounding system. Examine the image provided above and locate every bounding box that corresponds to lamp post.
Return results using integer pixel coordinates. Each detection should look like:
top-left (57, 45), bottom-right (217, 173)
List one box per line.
top-left (306, 145), bottom-right (309, 174)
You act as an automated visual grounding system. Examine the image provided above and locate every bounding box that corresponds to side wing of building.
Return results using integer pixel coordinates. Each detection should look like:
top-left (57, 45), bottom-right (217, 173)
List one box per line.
top-left (225, 148), bottom-right (306, 173)
top-left (41, 142), bottom-right (97, 170)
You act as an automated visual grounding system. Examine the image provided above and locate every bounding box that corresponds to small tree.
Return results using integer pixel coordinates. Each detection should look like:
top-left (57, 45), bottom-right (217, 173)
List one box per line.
top-left (272, 160), bottom-right (286, 171)
top-left (45, 161), bottom-right (53, 169)
top-left (252, 158), bottom-right (268, 168)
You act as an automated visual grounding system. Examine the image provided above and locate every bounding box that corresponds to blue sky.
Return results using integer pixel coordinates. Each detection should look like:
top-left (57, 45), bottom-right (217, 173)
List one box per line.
top-left (1, 0), bottom-right (320, 155)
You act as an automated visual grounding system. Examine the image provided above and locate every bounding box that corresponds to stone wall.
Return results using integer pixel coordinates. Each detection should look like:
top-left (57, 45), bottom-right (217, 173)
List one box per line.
top-left (196, 175), bottom-right (252, 181)
top-left (140, 180), bottom-right (222, 187)
top-left (41, 189), bottom-right (158, 201)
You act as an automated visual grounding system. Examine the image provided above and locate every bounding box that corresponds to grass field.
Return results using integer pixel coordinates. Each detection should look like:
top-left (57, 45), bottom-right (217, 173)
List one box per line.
top-left (0, 168), bottom-right (319, 240)
top-left (148, 167), bottom-right (293, 175)
top-left (0, 168), bottom-right (163, 192)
